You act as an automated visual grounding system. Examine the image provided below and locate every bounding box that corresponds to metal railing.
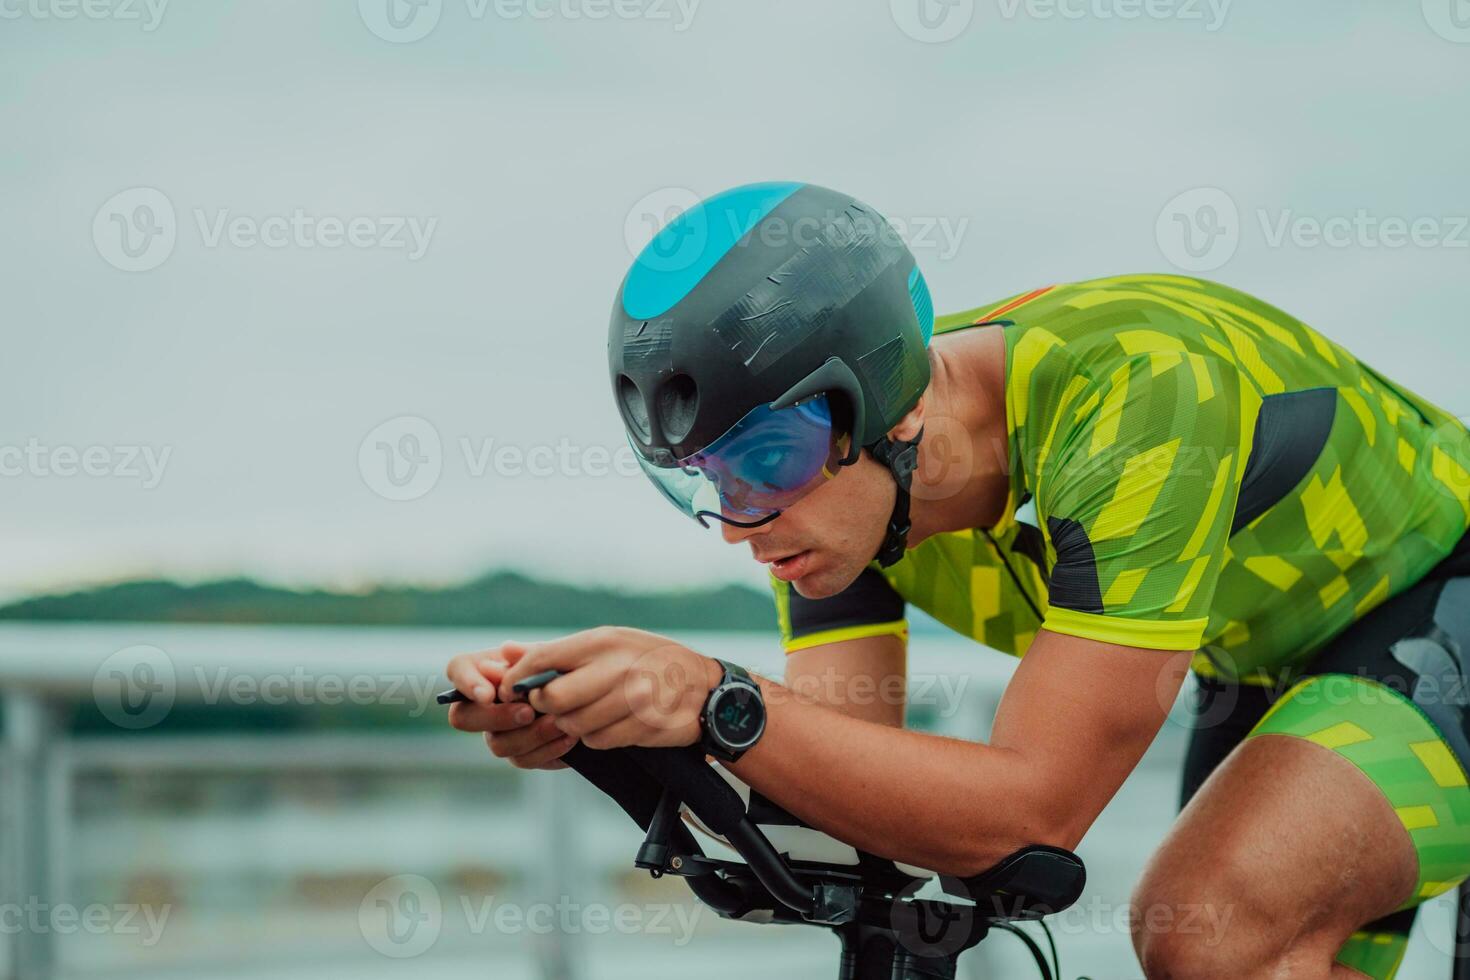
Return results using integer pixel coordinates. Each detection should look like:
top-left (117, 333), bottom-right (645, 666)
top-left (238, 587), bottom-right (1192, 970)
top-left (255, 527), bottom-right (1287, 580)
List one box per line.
top-left (0, 638), bottom-right (590, 980)
top-left (0, 624), bottom-right (1009, 980)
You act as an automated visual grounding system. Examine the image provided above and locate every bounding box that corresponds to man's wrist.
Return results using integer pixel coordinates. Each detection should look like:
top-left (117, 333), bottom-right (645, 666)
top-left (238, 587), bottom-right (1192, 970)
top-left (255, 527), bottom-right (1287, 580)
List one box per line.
top-left (701, 654), bottom-right (725, 694)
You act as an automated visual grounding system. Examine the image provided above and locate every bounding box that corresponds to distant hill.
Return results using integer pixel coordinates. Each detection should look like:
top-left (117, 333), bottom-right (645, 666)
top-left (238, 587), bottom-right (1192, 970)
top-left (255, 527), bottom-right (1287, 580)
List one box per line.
top-left (0, 571), bottom-right (776, 631)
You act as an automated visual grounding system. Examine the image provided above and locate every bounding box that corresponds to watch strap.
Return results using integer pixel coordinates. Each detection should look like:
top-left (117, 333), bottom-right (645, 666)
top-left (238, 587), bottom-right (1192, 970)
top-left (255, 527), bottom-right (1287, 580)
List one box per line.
top-left (713, 658), bottom-right (752, 686)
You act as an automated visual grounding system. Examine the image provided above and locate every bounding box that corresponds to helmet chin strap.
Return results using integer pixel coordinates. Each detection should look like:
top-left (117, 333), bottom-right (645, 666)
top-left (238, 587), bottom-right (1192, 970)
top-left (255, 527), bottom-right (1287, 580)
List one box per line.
top-left (866, 427), bottom-right (924, 568)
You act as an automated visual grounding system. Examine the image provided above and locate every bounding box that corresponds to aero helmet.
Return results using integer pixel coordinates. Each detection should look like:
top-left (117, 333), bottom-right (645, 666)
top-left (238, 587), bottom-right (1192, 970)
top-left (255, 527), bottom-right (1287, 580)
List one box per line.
top-left (609, 182), bottom-right (935, 566)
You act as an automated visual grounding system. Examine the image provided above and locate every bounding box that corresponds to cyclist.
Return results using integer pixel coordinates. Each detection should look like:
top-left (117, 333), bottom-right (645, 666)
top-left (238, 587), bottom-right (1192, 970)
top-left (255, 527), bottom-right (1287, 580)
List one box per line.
top-left (446, 182), bottom-right (1470, 979)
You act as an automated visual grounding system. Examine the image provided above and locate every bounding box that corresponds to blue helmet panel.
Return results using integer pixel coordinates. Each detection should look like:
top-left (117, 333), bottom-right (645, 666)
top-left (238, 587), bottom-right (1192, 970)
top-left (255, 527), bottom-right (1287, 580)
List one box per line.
top-left (622, 182), bottom-right (802, 321)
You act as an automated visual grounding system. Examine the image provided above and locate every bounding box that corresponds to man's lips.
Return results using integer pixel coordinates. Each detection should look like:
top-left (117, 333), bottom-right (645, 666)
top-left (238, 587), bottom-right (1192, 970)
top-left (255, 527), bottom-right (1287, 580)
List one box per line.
top-left (761, 550), bottom-right (813, 581)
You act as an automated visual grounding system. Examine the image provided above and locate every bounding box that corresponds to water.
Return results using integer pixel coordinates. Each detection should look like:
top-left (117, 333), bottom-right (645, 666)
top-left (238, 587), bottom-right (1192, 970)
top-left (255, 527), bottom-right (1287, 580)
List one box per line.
top-left (0, 622), bottom-right (1458, 979)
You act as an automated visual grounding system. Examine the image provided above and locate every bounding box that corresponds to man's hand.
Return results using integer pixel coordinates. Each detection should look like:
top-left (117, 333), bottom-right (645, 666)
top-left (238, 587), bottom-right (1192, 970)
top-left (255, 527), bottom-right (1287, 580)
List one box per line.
top-left (500, 626), bottom-right (723, 751)
top-left (444, 646), bottom-right (576, 770)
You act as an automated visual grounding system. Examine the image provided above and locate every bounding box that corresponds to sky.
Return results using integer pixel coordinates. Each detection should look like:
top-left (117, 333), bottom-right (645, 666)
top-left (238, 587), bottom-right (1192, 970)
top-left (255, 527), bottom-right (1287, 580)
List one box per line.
top-left (3, 0), bottom-right (1468, 601)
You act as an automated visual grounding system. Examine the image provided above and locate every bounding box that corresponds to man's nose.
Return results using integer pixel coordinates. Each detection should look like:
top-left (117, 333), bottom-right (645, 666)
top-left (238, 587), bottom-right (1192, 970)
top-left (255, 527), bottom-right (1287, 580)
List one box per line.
top-left (720, 512), bottom-right (773, 546)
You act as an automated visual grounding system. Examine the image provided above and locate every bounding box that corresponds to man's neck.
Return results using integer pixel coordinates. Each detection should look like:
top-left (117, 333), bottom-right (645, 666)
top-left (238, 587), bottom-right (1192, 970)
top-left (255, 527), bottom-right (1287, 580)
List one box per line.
top-left (905, 326), bottom-right (1012, 546)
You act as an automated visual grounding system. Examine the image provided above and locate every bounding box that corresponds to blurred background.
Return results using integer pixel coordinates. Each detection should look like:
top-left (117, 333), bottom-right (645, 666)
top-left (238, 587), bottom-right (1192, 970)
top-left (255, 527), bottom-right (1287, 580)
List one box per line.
top-left (3, 1), bottom-right (1468, 977)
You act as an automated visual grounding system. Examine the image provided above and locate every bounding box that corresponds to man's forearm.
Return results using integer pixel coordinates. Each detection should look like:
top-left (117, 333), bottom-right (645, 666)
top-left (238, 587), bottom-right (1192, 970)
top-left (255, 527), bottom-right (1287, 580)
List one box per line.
top-left (725, 676), bottom-right (1075, 876)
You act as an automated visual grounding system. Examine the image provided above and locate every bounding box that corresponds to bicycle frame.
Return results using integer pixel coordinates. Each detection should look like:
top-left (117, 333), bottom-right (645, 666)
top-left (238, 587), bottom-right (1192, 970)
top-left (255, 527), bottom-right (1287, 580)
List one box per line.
top-left (558, 742), bottom-right (1086, 979)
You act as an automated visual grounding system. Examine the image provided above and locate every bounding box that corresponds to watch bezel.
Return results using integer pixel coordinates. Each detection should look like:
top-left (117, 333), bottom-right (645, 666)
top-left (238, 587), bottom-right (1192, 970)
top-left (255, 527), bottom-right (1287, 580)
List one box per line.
top-left (701, 661), bottom-right (767, 761)
top-left (706, 680), bottom-right (766, 751)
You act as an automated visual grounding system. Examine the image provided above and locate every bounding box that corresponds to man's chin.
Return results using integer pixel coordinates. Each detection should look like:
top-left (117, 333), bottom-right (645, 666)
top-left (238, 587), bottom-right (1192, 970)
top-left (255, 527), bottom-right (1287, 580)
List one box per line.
top-left (790, 563), bottom-right (862, 600)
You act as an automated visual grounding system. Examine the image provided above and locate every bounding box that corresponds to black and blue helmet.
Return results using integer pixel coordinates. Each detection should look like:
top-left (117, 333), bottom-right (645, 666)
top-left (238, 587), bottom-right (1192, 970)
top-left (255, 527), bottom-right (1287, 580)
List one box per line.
top-left (608, 182), bottom-right (935, 564)
top-left (609, 182), bottom-right (935, 467)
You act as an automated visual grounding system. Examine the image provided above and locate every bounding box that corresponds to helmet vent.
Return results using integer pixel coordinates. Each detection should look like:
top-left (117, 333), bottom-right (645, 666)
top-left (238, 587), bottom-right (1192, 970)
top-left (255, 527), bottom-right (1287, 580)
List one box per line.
top-left (657, 374), bottom-right (699, 444)
top-left (617, 375), bottom-right (651, 443)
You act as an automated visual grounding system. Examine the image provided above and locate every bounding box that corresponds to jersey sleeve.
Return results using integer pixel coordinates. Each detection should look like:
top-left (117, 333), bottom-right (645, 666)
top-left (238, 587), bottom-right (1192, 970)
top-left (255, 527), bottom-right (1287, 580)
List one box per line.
top-left (769, 567), bottom-right (908, 654)
top-left (1035, 353), bottom-right (1261, 651)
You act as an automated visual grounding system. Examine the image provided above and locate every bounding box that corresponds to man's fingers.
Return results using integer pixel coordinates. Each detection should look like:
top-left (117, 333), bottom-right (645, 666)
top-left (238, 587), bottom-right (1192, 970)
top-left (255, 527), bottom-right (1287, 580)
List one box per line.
top-left (484, 728), bottom-right (575, 770)
top-left (488, 728), bottom-right (573, 775)
top-left (445, 651), bottom-right (508, 704)
top-left (578, 714), bottom-right (678, 751)
top-left (448, 699), bottom-right (537, 734)
top-left (499, 627), bottom-right (625, 700)
top-left (488, 715), bottom-right (577, 769)
top-left (499, 730), bottom-right (578, 770)
top-left (486, 714), bottom-right (565, 759)
top-left (525, 658), bottom-right (619, 717)
top-left (550, 687), bottom-right (634, 741)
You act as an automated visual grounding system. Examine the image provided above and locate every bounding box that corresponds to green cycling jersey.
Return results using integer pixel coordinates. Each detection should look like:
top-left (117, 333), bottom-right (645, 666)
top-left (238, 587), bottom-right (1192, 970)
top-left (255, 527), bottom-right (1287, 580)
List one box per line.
top-left (772, 273), bottom-right (1470, 683)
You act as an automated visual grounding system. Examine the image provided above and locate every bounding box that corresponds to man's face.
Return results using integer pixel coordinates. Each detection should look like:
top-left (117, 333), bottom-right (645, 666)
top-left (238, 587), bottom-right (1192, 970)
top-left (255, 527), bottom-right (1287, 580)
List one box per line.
top-left (720, 451), bottom-right (895, 598)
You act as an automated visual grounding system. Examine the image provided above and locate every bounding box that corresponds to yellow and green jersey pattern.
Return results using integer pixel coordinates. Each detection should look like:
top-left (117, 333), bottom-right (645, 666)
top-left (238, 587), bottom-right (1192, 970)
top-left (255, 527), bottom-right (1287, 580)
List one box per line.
top-left (771, 274), bottom-right (1470, 682)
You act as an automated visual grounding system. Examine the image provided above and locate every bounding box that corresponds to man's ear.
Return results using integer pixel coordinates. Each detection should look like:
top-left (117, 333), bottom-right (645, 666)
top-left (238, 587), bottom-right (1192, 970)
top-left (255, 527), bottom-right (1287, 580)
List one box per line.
top-left (887, 395), bottom-right (925, 443)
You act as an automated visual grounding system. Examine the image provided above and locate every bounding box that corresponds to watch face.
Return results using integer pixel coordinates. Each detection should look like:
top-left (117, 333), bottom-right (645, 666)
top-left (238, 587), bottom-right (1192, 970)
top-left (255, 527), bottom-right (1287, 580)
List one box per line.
top-left (711, 685), bottom-right (765, 749)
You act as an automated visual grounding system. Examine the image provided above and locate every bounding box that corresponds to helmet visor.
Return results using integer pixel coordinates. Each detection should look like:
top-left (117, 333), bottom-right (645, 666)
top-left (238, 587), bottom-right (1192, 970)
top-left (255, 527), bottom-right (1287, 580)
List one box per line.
top-left (632, 395), bottom-right (849, 528)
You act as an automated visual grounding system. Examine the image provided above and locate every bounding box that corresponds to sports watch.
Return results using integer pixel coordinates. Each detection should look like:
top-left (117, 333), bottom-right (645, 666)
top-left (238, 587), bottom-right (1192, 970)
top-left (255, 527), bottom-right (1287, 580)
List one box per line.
top-left (700, 659), bottom-right (766, 763)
